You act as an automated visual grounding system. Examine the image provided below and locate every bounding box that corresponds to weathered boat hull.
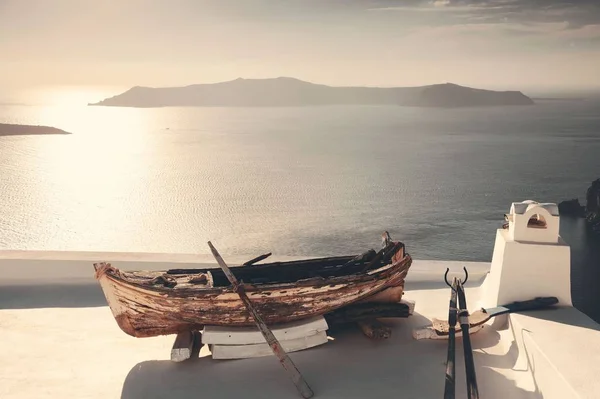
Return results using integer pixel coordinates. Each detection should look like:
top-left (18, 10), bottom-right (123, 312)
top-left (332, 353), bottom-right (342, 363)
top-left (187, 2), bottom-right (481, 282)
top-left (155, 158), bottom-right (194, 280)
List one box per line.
top-left (94, 243), bottom-right (412, 338)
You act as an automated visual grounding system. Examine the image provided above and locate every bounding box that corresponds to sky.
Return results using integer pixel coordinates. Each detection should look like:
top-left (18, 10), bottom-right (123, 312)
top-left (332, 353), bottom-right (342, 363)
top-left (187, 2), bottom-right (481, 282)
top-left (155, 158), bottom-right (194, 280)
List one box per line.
top-left (1, 0), bottom-right (599, 92)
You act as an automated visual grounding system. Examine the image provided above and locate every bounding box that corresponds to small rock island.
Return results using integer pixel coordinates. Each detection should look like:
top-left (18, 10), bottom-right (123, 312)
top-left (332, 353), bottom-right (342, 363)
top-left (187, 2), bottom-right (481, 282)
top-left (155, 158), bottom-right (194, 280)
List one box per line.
top-left (559, 178), bottom-right (600, 235)
top-left (0, 123), bottom-right (71, 137)
top-left (90, 77), bottom-right (534, 108)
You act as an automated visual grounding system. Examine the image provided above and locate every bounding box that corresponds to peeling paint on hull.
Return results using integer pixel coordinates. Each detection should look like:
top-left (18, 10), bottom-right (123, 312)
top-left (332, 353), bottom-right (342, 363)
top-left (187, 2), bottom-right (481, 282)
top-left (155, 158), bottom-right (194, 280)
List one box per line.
top-left (94, 249), bottom-right (412, 338)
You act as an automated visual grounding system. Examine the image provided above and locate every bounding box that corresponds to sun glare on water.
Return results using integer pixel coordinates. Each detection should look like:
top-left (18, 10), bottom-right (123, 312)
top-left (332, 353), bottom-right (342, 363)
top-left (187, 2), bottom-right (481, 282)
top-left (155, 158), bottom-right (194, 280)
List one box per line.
top-left (10, 85), bottom-right (166, 248)
top-left (30, 85), bottom-right (153, 167)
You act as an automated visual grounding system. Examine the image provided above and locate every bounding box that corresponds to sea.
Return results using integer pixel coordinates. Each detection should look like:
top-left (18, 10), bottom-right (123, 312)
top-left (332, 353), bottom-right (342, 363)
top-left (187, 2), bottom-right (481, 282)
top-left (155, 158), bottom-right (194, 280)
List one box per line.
top-left (1, 86), bottom-right (599, 315)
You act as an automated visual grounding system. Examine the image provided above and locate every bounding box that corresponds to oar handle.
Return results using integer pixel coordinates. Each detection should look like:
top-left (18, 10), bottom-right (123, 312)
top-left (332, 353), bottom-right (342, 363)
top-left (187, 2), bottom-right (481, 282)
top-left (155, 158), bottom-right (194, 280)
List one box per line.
top-left (491, 296), bottom-right (559, 315)
top-left (243, 252), bottom-right (272, 266)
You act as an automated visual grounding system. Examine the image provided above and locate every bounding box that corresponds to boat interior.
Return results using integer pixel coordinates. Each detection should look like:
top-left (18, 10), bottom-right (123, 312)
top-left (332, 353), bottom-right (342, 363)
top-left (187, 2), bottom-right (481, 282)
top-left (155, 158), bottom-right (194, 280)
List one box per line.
top-left (117, 244), bottom-right (406, 288)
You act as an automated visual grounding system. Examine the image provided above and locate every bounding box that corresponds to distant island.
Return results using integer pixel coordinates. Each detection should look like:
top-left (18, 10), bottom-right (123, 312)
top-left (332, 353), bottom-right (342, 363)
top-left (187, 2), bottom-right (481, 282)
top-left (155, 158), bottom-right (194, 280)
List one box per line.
top-left (90, 77), bottom-right (534, 108)
top-left (0, 123), bottom-right (71, 137)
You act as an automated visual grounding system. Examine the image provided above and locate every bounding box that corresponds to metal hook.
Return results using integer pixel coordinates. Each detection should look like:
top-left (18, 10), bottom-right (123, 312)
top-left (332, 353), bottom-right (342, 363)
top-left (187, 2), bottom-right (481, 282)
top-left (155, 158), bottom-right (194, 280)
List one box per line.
top-left (444, 267), bottom-right (469, 287)
top-left (444, 268), bottom-right (452, 287)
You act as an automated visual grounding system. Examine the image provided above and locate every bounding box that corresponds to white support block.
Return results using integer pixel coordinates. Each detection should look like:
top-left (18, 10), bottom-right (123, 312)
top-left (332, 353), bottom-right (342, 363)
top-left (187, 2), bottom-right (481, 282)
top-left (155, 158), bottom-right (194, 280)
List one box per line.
top-left (202, 316), bottom-right (328, 345)
top-left (210, 331), bottom-right (329, 360)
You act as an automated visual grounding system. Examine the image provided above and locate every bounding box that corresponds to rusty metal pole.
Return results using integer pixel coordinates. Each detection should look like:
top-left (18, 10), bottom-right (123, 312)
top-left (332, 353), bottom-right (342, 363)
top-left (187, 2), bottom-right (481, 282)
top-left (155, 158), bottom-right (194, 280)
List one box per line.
top-left (207, 241), bottom-right (315, 399)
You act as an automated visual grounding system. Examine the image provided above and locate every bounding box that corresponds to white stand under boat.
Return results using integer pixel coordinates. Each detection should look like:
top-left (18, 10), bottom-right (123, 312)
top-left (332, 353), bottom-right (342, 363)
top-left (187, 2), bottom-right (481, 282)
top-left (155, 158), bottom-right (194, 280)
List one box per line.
top-left (204, 316), bottom-right (329, 360)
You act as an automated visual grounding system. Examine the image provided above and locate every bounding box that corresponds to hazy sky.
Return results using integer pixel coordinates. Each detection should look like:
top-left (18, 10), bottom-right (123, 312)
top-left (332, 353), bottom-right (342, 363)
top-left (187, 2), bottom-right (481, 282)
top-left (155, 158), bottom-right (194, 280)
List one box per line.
top-left (1, 0), bottom-right (599, 91)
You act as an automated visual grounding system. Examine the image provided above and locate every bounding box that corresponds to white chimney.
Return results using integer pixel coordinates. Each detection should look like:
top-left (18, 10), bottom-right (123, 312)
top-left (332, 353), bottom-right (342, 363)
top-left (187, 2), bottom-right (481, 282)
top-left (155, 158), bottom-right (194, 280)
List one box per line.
top-left (483, 200), bottom-right (572, 321)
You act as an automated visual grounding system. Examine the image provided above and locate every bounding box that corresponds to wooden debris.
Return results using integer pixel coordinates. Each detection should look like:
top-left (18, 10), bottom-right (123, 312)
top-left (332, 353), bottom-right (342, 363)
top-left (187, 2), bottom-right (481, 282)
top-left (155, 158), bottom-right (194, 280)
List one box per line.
top-left (358, 319), bottom-right (392, 340)
top-left (188, 274), bottom-right (208, 284)
top-left (413, 324), bottom-right (485, 341)
top-left (149, 274), bottom-right (178, 288)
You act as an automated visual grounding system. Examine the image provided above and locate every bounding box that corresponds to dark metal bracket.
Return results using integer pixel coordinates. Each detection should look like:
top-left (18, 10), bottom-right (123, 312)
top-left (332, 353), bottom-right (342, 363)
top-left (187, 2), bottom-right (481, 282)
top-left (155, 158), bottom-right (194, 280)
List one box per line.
top-left (444, 267), bottom-right (469, 288)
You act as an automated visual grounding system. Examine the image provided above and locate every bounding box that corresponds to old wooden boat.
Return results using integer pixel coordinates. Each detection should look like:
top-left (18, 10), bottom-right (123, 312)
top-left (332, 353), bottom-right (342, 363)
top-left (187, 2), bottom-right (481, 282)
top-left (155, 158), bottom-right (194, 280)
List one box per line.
top-left (94, 233), bottom-right (413, 338)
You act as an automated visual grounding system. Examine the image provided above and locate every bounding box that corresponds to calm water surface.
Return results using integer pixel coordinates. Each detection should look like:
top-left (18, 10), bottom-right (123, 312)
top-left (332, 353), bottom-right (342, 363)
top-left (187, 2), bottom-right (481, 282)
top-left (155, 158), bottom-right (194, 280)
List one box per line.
top-left (1, 89), bottom-right (599, 263)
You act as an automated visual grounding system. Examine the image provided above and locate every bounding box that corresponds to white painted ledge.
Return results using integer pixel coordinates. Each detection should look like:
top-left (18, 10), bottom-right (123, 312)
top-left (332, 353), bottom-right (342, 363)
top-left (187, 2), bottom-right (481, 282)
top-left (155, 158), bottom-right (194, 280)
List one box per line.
top-left (0, 250), bottom-right (491, 286)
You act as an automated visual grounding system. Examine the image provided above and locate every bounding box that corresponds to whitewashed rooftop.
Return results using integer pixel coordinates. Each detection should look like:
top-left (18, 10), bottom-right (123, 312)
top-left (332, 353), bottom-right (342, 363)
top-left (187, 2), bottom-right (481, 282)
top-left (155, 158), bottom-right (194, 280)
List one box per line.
top-left (2, 201), bottom-right (600, 399)
top-left (0, 257), bottom-right (596, 399)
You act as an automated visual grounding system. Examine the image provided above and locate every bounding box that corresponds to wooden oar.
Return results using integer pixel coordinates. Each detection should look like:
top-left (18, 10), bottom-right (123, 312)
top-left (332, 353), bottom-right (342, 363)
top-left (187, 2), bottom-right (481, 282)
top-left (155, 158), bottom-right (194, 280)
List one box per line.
top-left (207, 242), bottom-right (314, 399)
top-left (413, 296), bottom-right (559, 340)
